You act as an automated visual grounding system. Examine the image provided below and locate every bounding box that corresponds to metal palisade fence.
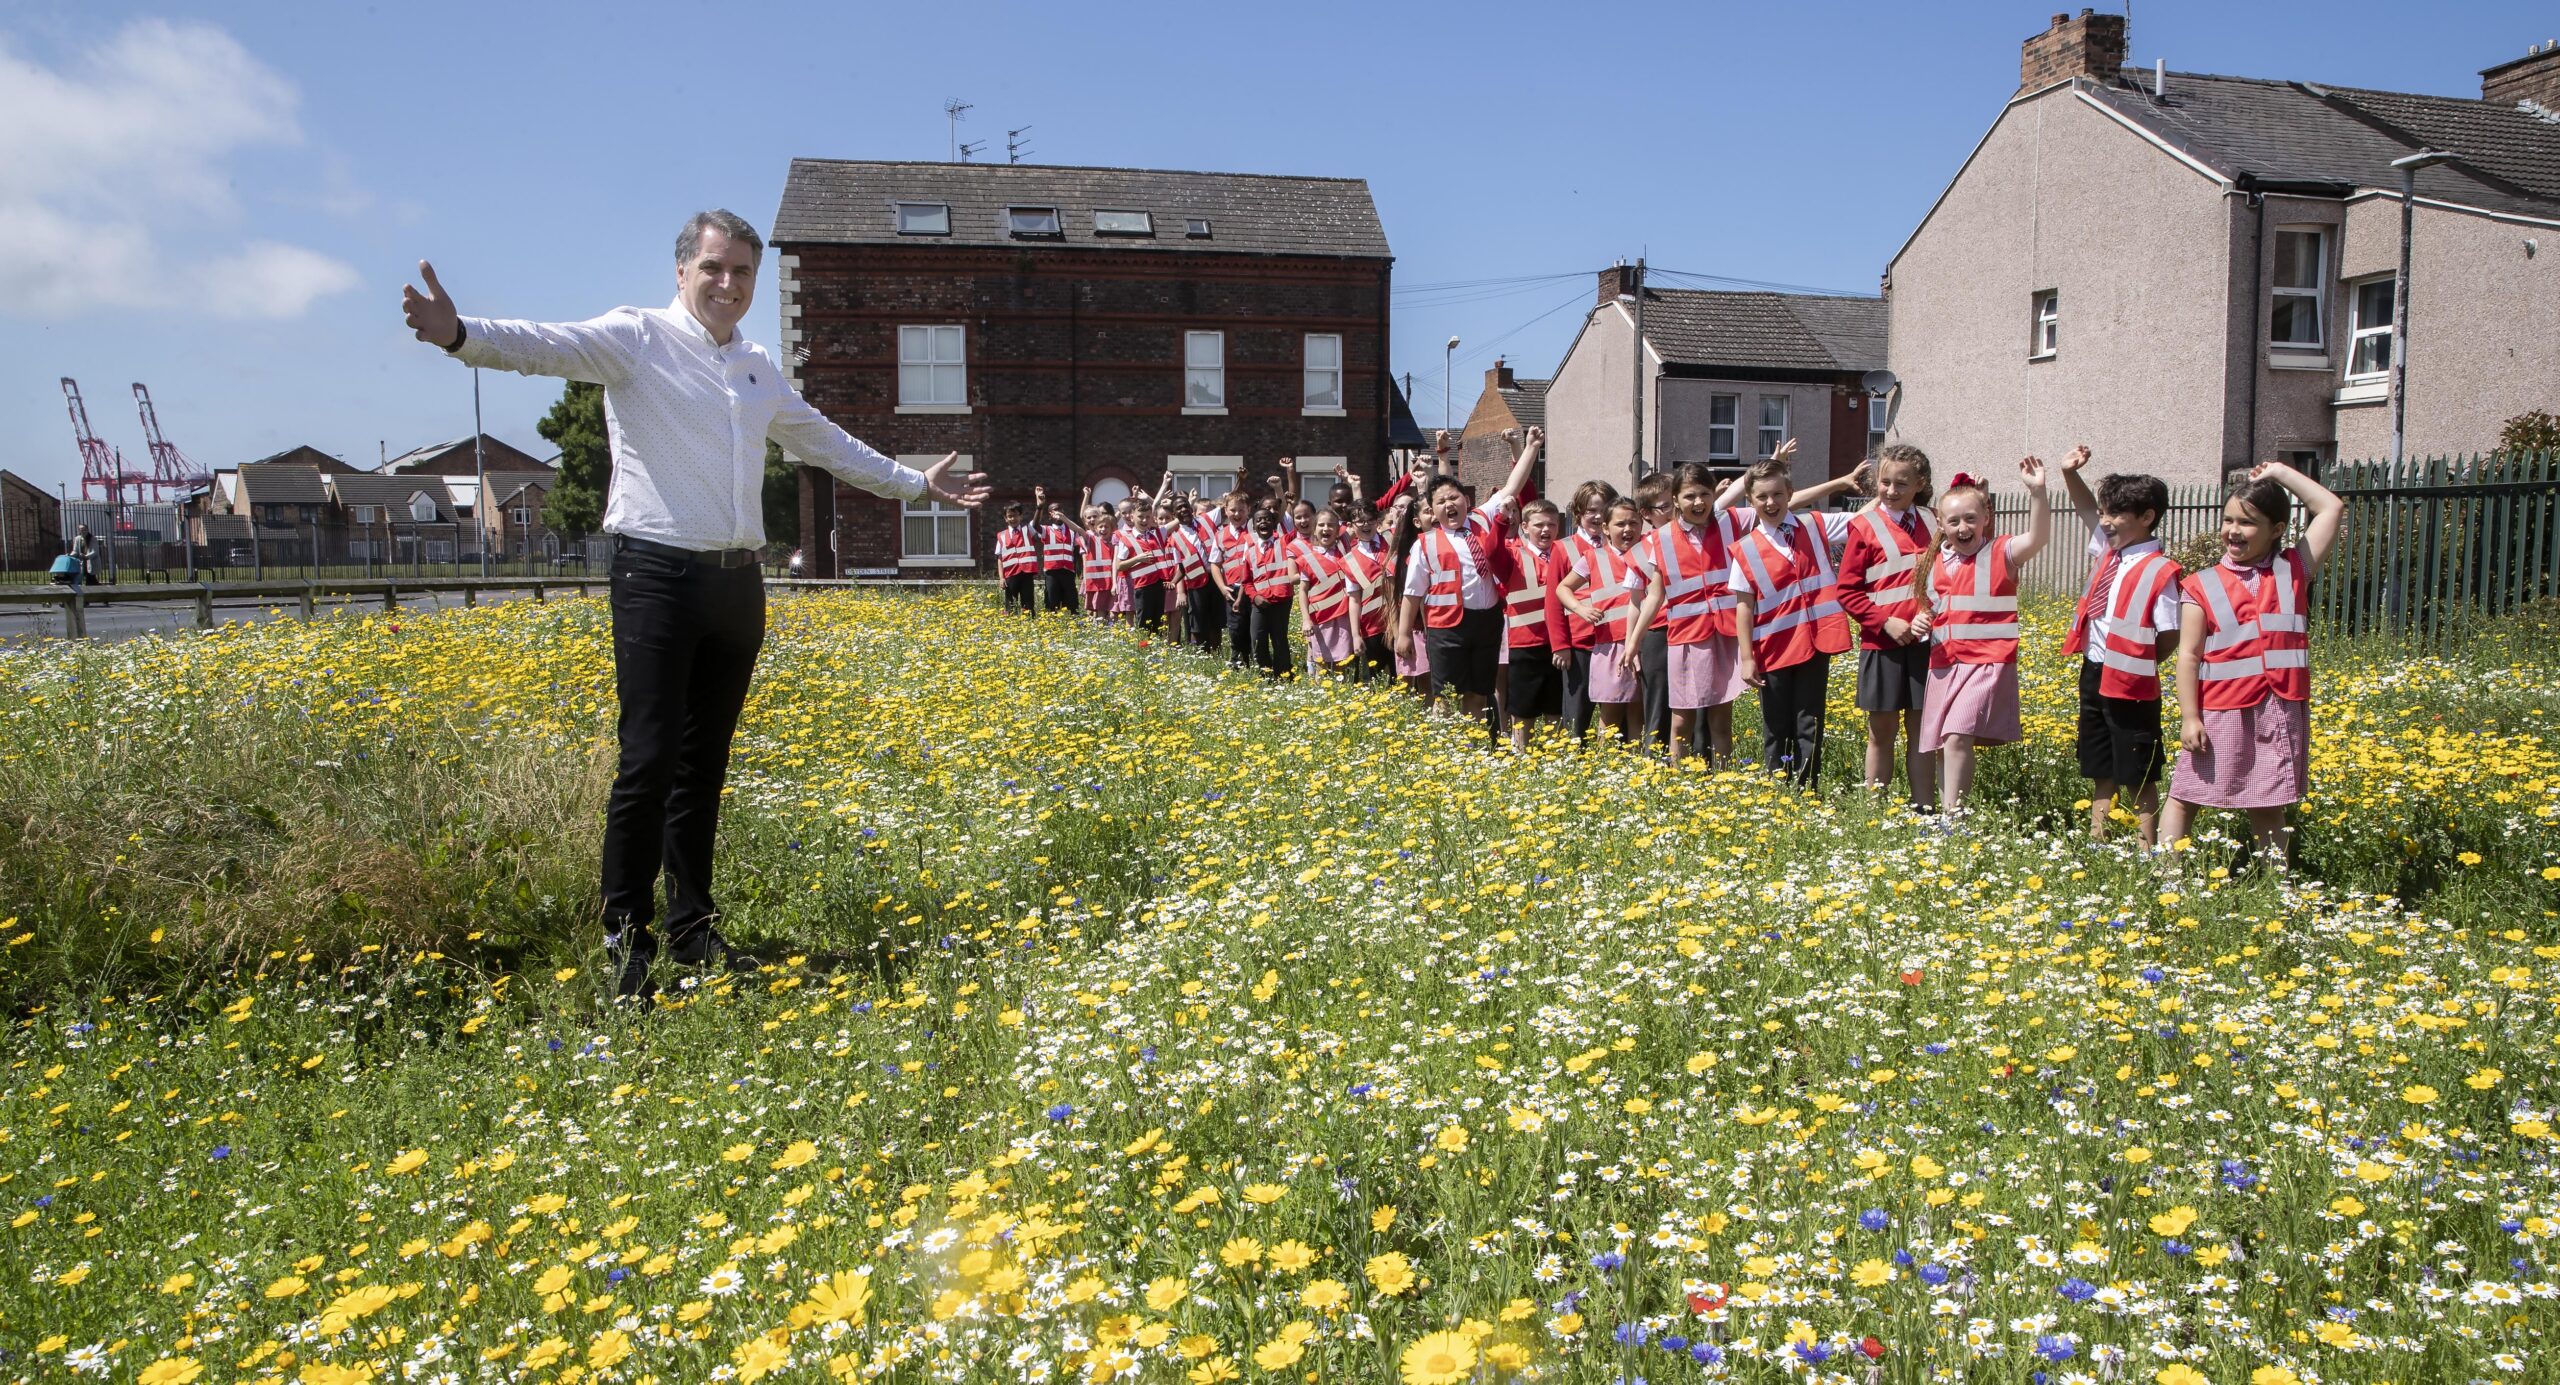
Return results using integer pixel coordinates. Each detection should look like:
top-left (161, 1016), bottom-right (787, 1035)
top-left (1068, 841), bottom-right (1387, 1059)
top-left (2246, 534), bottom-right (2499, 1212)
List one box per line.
top-left (1987, 453), bottom-right (2560, 653)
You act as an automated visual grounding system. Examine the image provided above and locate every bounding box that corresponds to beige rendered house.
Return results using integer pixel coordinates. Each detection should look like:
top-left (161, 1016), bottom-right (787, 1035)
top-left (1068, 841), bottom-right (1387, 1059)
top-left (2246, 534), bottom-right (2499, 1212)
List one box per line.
top-left (1887, 12), bottom-right (2560, 487)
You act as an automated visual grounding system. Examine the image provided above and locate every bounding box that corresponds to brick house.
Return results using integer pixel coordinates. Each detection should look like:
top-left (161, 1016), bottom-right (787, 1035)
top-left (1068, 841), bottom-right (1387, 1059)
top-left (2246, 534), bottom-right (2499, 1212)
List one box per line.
top-left (1887, 12), bottom-right (2560, 486)
top-left (383, 434), bottom-right (554, 477)
top-left (1454, 360), bottom-right (1549, 499)
top-left (482, 474), bottom-right (556, 559)
top-left (769, 160), bottom-right (1393, 576)
top-left (327, 473), bottom-right (466, 565)
top-left (1540, 268), bottom-right (1887, 504)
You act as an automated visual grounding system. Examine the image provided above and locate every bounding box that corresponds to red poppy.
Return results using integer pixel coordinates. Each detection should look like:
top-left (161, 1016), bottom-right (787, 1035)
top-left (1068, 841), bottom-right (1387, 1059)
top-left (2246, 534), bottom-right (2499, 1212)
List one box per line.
top-left (1687, 1284), bottom-right (1728, 1314)
top-left (1859, 1336), bottom-right (1886, 1359)
top-left (1897, 969), bottom-right (1924, 986)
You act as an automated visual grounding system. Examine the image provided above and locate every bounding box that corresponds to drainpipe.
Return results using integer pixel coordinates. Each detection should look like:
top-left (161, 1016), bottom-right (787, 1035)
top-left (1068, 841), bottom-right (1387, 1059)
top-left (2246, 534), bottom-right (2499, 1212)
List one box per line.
top-left (2241, 179), bottom-right (2265, 474)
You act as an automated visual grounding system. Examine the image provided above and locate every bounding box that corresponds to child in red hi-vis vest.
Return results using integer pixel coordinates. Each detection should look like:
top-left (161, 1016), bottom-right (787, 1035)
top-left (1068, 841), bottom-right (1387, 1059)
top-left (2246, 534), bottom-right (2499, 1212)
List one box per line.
top-left (1080, 502), bottom-right (1120, 623)
top-left (2160, 460), bottom-right (2346, 866)
top-left (1639, 462), bottom-right (1756, 766)
top-left (1837, 443), bottom-right (1939, 808)
top-left (1555, 497), bottom-right (1663, 746)
top-left (1032, 486), bottom-right (1081, 615)
top-left (1555, 481), bottom-right (1618, 739)
top-left (1242, 502), bottom-right (1300, 676)
top-left (1340, 507), bottom-right (1394, 682)
top-left (1912, 458), bottom-right (2054, 813)
top-left (1291, 508), bottom-right (1357, 674)
top-left (1112, 499), bottom-right (1176, 634)
top-left (1730, 454), bottom-right (1865, 788)
top-left (2056, 446), bottom-right (2181, 847)
top-left (1399, 427), bottom-right (1545, 734)
top-left (994, 503), bottom-right (1041, 615)
top-left (1499, 499), bottom-right (1573, 748)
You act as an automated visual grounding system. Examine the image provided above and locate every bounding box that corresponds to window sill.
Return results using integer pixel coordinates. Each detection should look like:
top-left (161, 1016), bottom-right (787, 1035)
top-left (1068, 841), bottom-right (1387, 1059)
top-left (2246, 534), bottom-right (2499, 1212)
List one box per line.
top-left (1181, 406), bottom-right (1229, 417)
top-left (2332, 379), bottom-right (2389, 406)
top-left (1300, 406), bottom-right (1347, 418)
top-left (2027, 350), bottom-right (2056, 363)
top-left (894, 403), bottom-right (972, 415)
top-left (900, 555), bottom-right (977, 568)
top-left (2269, 353), bottom-right (2331, 371)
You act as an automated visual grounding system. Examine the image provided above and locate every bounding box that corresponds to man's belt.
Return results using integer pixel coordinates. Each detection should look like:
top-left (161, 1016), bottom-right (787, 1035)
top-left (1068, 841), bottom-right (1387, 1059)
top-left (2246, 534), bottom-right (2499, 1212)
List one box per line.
top-left (613, 534), bottom-right (760, 569)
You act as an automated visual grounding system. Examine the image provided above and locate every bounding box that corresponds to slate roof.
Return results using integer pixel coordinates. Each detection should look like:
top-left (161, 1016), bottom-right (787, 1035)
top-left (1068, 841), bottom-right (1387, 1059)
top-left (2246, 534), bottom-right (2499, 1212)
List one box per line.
top-left (486, 474), bottom-right (552, 507)
top-left (1499, 379), bottom-right (1549, 430)
top-left (773, 160), bottom-right (1391, 259)
top-left (1634, 290), bottom-right (1888, 373)
top-left (330, 473), bottom-right (460, 523)
top-left (384, 434), bottom-right (555, 476)
top-left (234, 463), bottom-right (329, 506)
top-left (2076, 69), bottom-right (2560, 218)
top-left (243, 445), bottom-right (360, 474)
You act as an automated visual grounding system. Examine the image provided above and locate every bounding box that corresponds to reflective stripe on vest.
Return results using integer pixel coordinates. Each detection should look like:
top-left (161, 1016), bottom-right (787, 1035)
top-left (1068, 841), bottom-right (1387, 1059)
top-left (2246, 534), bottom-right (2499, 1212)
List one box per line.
top-left (1419, 525), bottom-right (1488, 629)
top-left (996, 527), bottom-right (1040, 578)
top-left (2091, 552), bottom-right (2178, 699)
top-left (1503, 540), bottom-right (1555, 640)
top-left (1857, 508), bottom-right (1933, 586)
top-left (1929, 540), bottom-right (2020, 667)
top-left (2191, 551), bottom-right (2308, 707)
top-left (1081, 534), bottom-right (1114, 587)
top-left (1586, 544), bottom-right (1642, 643)
top-left (1735, 520), bottom-right (1851, 663)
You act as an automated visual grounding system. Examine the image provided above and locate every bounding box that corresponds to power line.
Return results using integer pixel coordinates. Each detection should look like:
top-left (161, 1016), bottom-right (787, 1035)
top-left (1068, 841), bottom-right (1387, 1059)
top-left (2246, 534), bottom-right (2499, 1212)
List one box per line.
top-left (1645, 265), bottom-right (1878, 299)
top-left (1398, 280), bottom-right (1596, 424)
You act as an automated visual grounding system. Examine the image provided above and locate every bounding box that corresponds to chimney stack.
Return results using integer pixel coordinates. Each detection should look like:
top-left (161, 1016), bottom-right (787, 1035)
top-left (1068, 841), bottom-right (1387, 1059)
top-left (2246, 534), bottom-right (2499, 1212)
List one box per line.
top-left (2020, 8), bottom-right (2128, 92)
top-left (1486, 358), bottom-right (1517, 392)
top-left (2482, 40), bottom-right (2560, 112)
top-left (1598, 264), bottom-right (1641, 306)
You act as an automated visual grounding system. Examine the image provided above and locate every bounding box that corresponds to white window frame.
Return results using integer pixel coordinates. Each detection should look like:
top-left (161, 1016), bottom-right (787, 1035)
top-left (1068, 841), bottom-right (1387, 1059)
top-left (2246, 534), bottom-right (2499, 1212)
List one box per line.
top-left (2270, 228), bottom-right (2327, 353)
top-left (1707, 394), bottom-right (1739, 460)
top-left (897, 454), bottom-right (976, 566)
top-left (894, 202), bottom-right (950, 236)
top-left (510, 506), bottom-right (533, 527)
top-left (1183, 331), bottom-right (1226, 414)
top-left (897, 325), bottom-right (969, 413)
top-left (408, 493), bottom-right (439, 524)
top-left (1295, 457), bottom-right (1348, 507)
top-left (2345, 274), bottom-right (2394, 381)
top-left (1094, 210), bottom-right (1154, 236)
top-left (2030, 290), bottom-right (2059, 359)
top-left (346, 504), bottom-right (375, 525)
top-left (1868, 395), bottom-right (1890, 457)
top-left (1302, 333), bottom-right (1344, 415)
top-left (1167, 456), bottom-right (1244, 501)
top-left (1755, 396), bottom-right (1789, 461)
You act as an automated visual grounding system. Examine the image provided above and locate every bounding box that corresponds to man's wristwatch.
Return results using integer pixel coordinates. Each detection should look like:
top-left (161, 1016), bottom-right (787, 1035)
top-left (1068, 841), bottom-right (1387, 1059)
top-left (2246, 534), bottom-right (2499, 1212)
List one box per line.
top-left (445, 321), bottom-right (468, 353)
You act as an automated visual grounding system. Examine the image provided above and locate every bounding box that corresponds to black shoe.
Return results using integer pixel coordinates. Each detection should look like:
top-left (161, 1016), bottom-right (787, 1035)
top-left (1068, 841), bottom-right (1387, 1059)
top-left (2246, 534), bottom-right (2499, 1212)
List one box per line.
top-left (607, 927), bottom-right (659, 1000)
top-left (666, 923), bottom-right (733, 969)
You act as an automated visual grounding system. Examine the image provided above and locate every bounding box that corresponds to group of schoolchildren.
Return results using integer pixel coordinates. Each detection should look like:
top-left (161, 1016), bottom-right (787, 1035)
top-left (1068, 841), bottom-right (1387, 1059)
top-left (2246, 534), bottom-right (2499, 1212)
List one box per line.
top-left (989, 427), bottom-right (2346, 857)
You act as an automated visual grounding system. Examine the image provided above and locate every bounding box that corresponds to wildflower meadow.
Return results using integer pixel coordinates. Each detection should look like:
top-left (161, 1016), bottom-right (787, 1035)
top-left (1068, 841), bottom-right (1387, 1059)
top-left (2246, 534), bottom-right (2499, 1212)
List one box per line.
top-left (2, 589), bottom-right (2557, 1385)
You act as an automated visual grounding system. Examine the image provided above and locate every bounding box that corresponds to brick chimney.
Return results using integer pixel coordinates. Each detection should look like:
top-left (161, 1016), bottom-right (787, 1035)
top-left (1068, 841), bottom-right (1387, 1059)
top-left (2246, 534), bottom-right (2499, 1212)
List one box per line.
top-left (2020, 8), bottom-right (2128, 91)
top-left (1486, 358), bottom-right (1517, 392)
top-left (1598, 264), bottom-right (1641, 305)
top-left (2483, 40), bottom-right (2560, 112)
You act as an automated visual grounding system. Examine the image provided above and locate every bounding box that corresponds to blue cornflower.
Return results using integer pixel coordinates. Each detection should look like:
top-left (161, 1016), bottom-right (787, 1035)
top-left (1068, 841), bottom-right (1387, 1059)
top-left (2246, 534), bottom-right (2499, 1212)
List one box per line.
top-left (1045, 1103), bottom-right (1074, 1122)
top-left (2058, 1277), bottom-right (2097, 1302)
top-left (2034, 1334), bottom-right (2076, 1362)
top-left (2162, 1240), bottom-right (2193, 1257)
top-left (1924, 1042), bottom-right (1950, 1055)
top-left (2502, 1219), bottom-right (2525, 1234)
top-left (34, 1195), bottom-right (52, 1208)
top-left (2140, 967), bottom-right (2164, 983)
top-left (1689, 1344), bottom-right (1724, 1366)
top-left (1613, 1322), bottom-right (1648, 1346)
top-left (1793, 1341), bottom-right (1831, 1365)
top-left (1659, 1334), bottom-right (1688, 1352)
top-left (1859, 1209), bottom-right (1891, 1231)
top-left (1918, 1263), bottom-right (1950, 1286)
top-left (1895, 1248), bottom-right (1916, 1267)
top-left (210, 1145), bottom-right (231, 1161)
top-left (607, 1267), bottom-right (628, 1284)
top-left (1348, 1083), bottom-right (1374, 1097)
top-left (1590, 1251), bottom-right (1626, 1273)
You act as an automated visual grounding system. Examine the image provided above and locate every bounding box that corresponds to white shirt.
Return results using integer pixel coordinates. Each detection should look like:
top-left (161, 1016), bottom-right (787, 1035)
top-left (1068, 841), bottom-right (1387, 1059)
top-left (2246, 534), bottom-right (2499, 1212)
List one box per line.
top-left (451, 298), bottom-right (925, 551)
top-left (2083, 530), bottom-right (2182, 654)
top-left (1402, 495), bottom-right (1514, 609)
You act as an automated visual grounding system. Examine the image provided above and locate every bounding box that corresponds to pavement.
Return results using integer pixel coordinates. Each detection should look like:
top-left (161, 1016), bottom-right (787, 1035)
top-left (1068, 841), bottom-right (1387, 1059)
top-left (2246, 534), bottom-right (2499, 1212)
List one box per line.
top-left (0, 585), bottom-right (576, 647)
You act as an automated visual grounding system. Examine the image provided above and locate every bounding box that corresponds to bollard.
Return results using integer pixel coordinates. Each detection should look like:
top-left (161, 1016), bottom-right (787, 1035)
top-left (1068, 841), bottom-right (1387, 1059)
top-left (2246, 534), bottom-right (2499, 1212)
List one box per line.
top-left (463, 586), bottom-right (477, 609)
top-left (532, 582), bottom-right (546, 603)
top-left (383, 583), bottom-right (399, 612)
top-left (195, 584), bottom-right (213, 629)
top-left (299, 584), bottom-right (315, 621)
top-left (65, 590), bottom-right (87, 640)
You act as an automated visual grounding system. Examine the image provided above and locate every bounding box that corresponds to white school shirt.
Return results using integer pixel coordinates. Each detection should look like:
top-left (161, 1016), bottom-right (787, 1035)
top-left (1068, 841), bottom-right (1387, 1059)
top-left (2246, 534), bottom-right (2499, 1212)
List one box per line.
top-left (1400, 495), bottom-right (1516, 610)
top-left (2082, 530), bottom-right (2183, 659)
top-left (451, 297), bottom-right (925, 551)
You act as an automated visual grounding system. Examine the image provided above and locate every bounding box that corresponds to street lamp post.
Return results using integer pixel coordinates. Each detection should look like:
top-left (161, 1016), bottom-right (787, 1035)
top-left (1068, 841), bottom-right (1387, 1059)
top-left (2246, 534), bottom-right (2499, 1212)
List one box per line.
top-left (2388, 149), bottom-right (2451, 465)
top-left (472, 369), bottom-right (490, 577)
top-left (1443, 335), bottom-right (1460, 455)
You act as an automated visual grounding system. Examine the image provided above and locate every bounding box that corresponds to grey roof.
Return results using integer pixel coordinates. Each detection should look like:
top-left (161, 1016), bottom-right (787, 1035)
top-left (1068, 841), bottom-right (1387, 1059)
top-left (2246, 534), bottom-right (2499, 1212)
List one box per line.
top-left (1499, 379), bottom-right (1549, 430)
top-left (244, 444), bottom-right (359, 473)
top-left (235, 463), bottom-right (329, 506)
top-left (330, 473), bottom-right (460, 522)
top-left (773, 159), bottom-right (1391, 259)
top-left (383, 434), bottom-right (554, 475)
top-left (1635, 290), bottom-right (1888, 373)
top-left (2077, 69), bottom-right (2560, 218)
top-left (486, 473), bottom-right (552, 507)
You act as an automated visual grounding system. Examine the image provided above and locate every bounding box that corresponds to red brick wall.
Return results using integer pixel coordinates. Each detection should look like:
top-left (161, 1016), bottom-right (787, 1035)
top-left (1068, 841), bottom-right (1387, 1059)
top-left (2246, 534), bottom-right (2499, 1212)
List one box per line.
top-left (779, 243), bottom-right (1392, 575)
top-left (2018, 10), bottom-right (2126, 91)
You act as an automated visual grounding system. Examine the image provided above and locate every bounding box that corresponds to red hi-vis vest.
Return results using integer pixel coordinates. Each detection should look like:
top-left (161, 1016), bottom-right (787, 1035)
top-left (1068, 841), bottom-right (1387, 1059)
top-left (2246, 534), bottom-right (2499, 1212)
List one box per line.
top-left (1294, 537), bottom-right (1352, 625)
top-left (1080, 531), bottom-right (1115, 593)
top-left (1556, 532), bottom-right (1605, 649)
top-left (1039, 522), bottom-right (1080, 571)
top-left (1245, 532), bottom-right (1297, 603)
top-left (995, 525), bottom-right (1040, 579)
top-left (1927, 538), bottom-right (2021, 668)
top-left (1581, 542), bottom-right (1646, 644)
top-left (1218, 522), bottom-right (1255, 589)
top-left (1503, 539), bottom-right (1561, 649)
top-left (1838, 507), bottom-right (1935, 649)
top-left (2184, 548), bottom-right (2310, 710)
top-left (1415, 511), bottom-right (1505, 630)
top-left (2079, 549), bottom-right (2182, 699)
top-left (1732, 517), bottom-right (1853, 671)
top-left (1166, 526), bottom-right (1213, 590)
top-left (1119, 527), bottom-right (1174, 588)
top-left (1643, 513), bottom-right (1745, 644)
top-left (1342, 540), bottom-right (1392, 638)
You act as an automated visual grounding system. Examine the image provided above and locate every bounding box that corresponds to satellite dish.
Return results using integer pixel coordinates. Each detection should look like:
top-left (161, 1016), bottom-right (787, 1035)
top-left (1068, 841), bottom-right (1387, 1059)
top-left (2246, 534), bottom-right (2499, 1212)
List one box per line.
top-left (1859, 369), bottom-right (1903, 441)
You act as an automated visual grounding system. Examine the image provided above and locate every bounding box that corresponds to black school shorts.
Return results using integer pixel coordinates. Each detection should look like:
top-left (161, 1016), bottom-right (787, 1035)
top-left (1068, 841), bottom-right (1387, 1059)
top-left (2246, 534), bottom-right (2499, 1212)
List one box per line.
top-left (2075, 657), bottom-right (2166, 786)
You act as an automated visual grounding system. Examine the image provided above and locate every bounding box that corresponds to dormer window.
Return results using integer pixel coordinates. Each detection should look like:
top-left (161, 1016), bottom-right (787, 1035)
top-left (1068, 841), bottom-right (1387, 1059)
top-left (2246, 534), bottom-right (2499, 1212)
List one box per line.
top-left (894, 202), bottom-right (950, 235)
top-left (1184, 218), bottom-right (1213, 239)
top-left (1006, 206), bottom-right (1062, 238)
top-left (408, 492), bottom-right (438, 524)
top-left (1094, 210), bottom-right (1153, 237)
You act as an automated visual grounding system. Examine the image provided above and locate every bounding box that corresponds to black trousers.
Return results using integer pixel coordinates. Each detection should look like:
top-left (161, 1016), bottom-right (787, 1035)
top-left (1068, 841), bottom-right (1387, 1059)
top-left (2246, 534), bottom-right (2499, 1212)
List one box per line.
top-left (602, 544), bottom-right (764, 955)
top-left (1560, 645), bottom-right (1595, 739)
top-left (1043, 569), bottom-right (1079, 614)
top-left (1227, 594), bottom-right (1253, 667)
top-left (1003, 573), bottom-right (1037, 613)
top-left (1638, 626), bottom-right (1671, 751)
top-left (1250, 597), bottom-right (1294, 674)
top-left (1187, 583), bottom-right (1227, 654)
top-left (1757, 652), bottom-right (1833, 787)
top-left (1134, 582), bottom-right (1168, 632)
top-left (1356, 632), bottom-right (1393, 684)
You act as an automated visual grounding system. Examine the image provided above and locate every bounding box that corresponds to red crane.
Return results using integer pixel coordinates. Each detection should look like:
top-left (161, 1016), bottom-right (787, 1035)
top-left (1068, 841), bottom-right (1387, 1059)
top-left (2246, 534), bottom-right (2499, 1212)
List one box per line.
top-left (132, 382), bottom-right (209, 500)
top-left (62, 377), bottom-right (145, 509)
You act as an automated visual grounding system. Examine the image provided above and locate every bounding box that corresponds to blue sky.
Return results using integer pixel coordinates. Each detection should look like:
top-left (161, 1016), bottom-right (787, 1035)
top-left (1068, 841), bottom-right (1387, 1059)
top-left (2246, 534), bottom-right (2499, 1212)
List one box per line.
top-left (2, 0), bottom-right (2549, 494)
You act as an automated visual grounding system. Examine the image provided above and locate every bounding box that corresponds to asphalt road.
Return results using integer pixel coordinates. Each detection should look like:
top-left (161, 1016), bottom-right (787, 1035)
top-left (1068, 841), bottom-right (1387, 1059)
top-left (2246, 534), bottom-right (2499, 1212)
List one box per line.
top-left (0, 586), bottom-right (574, 647)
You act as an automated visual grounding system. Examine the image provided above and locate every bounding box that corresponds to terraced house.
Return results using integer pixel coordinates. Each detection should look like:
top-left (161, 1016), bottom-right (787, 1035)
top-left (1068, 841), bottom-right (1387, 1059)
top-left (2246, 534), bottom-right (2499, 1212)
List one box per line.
top-left (1888, 12), bottom-right (2560, 486)
top-left (770, 160), bottom-right (1394, 577)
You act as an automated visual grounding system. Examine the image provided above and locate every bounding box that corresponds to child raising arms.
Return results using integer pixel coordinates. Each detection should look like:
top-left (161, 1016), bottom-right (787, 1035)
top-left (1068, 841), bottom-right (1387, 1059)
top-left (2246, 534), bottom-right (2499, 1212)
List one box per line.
top-left (1913, 458), bottom-right (2053, 813)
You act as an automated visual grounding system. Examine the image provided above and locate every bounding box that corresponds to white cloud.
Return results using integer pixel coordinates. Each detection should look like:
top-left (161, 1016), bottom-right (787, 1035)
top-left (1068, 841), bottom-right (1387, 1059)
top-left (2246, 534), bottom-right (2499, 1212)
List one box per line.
top-left (0, 19), bottom-right (361, 320)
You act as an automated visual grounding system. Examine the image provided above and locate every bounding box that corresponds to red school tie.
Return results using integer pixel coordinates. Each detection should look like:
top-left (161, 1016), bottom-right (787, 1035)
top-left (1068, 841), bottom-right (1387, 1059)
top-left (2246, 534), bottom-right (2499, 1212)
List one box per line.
top-left (2067, 547), bottom-right (2120, 654)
